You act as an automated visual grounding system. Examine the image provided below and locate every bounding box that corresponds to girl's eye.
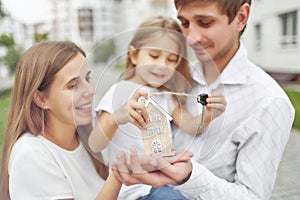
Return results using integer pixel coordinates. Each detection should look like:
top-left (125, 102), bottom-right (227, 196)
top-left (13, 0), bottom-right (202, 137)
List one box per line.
top-left (149, 54), bottom-right (159, 59)
top-left (168, 59), bottom-right (177, 63)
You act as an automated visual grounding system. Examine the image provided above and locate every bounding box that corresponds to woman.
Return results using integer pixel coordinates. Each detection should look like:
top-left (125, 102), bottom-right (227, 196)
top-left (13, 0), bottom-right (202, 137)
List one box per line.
top-left (0, 41), bottom-right (121, 199)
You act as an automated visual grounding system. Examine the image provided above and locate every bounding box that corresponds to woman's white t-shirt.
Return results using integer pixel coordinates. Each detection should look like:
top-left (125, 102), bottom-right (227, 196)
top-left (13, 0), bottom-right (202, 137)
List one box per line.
top-left (8, 133), bottom-right (105, 200)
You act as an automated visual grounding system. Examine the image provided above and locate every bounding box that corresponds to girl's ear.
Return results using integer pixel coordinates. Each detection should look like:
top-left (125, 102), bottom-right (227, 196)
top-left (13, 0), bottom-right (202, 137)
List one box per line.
top-left (128, 45), bottom-right (137, 65)
top-left (33, 90), bottom-right (49, 109)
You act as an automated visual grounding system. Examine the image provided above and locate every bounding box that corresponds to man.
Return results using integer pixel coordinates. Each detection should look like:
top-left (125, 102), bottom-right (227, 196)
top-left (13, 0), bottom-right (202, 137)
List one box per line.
top-left (112, 1), bottom-right (295, 199)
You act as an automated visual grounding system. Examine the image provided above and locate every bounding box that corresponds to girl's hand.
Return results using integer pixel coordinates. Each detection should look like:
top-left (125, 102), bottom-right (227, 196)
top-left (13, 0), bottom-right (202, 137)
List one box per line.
top-left (204, 93), bottom-right (227, 124)
top-left (113, 89), bottom-right (149, 129)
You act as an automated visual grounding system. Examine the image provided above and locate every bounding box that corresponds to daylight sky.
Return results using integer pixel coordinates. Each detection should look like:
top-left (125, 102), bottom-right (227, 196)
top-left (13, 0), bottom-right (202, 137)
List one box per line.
top-left (2, 0), bottom-right (49, 24)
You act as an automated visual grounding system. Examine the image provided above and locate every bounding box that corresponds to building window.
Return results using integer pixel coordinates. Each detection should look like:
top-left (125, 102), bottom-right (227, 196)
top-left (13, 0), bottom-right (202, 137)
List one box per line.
top-left (280, 10), bottom-right (298, 47)
top-left (255, 23), bottom-right (262, 50)
top-left (78, 8), bottom-right (94, 41)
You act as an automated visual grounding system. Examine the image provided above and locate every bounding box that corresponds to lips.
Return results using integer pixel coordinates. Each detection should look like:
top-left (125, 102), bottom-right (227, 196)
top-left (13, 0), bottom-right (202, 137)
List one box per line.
top-left (151, 72), bottom-right (165, 78)
top-left (75, 104), bottom-right (92, 113)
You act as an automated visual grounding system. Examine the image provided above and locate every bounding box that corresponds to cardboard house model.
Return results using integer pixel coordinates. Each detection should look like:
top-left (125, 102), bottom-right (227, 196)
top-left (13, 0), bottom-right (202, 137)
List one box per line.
top-left (141, 97), bottom-right (175, 157)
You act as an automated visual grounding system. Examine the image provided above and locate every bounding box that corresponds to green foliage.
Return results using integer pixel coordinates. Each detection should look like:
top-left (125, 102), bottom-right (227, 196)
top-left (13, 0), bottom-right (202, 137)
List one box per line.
top-left (284, 88), bottom-right (300, 129)
top-left (0, 1), bottom-right (7, 18)
top-left (0, 34), bottom-right (23, 74)
top-left (2, 46), bottom-right (23, 73)
top-left (0, 34), bottom-right (15, 48)
top-left (34, 32), bottom-right (49, 43)
top-left (93, 39), bottom-right (115, 63)
top-left (0, 89), bottom-right (11, 156)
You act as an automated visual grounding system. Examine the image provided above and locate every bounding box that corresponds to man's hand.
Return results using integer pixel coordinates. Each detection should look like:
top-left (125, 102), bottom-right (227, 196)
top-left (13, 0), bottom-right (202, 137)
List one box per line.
top-left (111, 148), bottom-right (193, 188)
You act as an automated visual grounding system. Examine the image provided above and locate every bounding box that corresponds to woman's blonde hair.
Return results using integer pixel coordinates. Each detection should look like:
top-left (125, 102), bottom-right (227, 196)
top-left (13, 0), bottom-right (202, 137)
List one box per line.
top-left (121, 16), bottom-right (193, 102)
top-left (0, 41), bottom-right (108, 199)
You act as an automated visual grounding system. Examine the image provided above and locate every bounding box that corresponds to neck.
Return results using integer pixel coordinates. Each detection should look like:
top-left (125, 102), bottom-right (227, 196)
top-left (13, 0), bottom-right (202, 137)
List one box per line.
top-left (44, 119), bottom-right (79, 150)
top-left (203, 41), bottom-right (240, 85)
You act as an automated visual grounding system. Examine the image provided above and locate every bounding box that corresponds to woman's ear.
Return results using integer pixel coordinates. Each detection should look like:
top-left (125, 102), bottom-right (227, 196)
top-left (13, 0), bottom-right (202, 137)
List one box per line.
top-left (236, 3), bottom-right (250, 32)
top-left (128, 45), bottom-right (137, 65)
top-left (33, 90), bottom-right (49, 109)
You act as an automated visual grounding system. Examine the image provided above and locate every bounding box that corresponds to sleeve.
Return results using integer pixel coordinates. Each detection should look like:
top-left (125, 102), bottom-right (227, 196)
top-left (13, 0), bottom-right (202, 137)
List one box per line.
top-left (175, 97), bottom-right (295, 200)
top-left (9, 143), bottom-right (73, 200)
top-left (95, 84), bottom-right (117, 114)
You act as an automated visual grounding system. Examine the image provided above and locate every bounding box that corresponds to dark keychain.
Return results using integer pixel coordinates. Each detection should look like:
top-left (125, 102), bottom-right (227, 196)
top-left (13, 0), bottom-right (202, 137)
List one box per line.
top-left (197, 94), bottom-right (208, 130)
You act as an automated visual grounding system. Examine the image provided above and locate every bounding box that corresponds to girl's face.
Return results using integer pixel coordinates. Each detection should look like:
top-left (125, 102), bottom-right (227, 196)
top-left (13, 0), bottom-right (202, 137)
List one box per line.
top-left (43, 53), bottom-right (95, 128)
top-left (130, 34), bottom-right (180, 88)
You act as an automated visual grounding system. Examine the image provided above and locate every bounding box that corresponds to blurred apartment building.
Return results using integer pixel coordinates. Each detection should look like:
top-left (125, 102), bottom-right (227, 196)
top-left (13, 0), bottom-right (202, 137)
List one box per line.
top-left (47, 0), bottom-right (176, 52)
top-left (4, 0), bottom-right (299, 83)
top-left (243, 0), bottom-right (300, 83)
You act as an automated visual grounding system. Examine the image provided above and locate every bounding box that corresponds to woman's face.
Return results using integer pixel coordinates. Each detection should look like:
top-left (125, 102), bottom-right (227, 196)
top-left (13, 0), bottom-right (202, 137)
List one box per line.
top-left (44, 53), bottom-right (95, 128)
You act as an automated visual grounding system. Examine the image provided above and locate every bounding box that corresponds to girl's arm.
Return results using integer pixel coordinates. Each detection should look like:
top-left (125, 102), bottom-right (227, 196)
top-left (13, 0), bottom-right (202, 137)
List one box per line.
top-left (89, 111), bottom-right (119, 152)
top-left (88, 89), bottom-right (149, 152)
top-left (172, 93), bottom-right (226, 136)
top-left (95, 172), bottom-right (122, 200)
top-left (172, 106), bottom-right (205, 135)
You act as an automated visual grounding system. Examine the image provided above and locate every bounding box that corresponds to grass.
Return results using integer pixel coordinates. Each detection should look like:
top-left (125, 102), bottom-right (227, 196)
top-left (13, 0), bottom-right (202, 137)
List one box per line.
top-left (284, 87), bottom-right (300, 129)
top-left (0, 88), bottom-right (12, 156)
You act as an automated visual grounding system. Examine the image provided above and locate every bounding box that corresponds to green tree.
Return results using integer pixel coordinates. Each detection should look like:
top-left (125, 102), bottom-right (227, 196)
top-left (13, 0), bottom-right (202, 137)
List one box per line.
top-left (0, 34), bottom-right (23, 74)
top-left (0, 34), bottom-right (15, 47)
top-left (0, 0), bottom-right (6, 18)
top-left (93, 39), bottom-right (115, 63)
top-left (34, 32), bottom-right (49, 43)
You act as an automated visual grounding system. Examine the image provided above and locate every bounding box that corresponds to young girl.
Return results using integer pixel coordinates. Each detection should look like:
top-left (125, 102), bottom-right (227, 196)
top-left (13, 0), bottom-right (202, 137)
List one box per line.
top-left (88, 16), bottom-right (226, 199)
top-left (0, 41), bottom-right (122, 199)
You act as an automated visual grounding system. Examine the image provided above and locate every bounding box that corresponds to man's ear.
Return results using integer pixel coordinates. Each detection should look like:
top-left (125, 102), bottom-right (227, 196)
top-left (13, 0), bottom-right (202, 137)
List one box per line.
top-left (236, 3), bottom-right (250, 32)
top-left (33, 90), bottom-right (49, 109)
top-left (128, 45), bottom-right (137, 65)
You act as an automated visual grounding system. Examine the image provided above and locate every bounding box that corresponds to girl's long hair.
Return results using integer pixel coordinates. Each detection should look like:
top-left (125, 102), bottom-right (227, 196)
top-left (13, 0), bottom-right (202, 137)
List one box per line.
top-left (0, 41), bottom-right (108, 199)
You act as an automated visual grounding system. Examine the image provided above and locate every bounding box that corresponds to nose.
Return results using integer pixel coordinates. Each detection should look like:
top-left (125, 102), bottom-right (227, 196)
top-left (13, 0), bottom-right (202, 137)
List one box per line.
top-left (156, 57), bottom-right (168, 69)
top-left (82, 82), bottom-right (96, 97)
top-left (184, 24), bottom-right (203, 46)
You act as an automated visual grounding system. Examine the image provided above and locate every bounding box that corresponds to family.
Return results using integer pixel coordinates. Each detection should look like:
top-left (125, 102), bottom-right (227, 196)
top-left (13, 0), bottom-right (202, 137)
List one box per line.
top-left (0, 0), bottom-right (295, 200)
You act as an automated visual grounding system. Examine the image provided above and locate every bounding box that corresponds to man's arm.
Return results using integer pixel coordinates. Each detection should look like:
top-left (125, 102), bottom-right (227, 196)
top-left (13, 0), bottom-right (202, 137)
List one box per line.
top-left (112, 97), bottom-right (294, 200)
top-left (175, 97), bottom-right (294, 199)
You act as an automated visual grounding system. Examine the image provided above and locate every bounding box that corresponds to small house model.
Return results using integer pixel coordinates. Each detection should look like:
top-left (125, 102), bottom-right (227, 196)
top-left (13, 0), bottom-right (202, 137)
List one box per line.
top-left (141, 97), bottom-right (175, 157)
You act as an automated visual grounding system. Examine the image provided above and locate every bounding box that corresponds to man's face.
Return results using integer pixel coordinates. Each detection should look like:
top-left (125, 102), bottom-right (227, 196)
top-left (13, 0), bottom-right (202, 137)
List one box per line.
top-left (177, 1), bottom-right (241, 71)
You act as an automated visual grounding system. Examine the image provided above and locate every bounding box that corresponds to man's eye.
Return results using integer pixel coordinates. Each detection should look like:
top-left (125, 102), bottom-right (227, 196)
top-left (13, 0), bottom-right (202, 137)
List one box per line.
top-left (180, 21), bottom-right (189, 28)
top-left (198, 20), bottom-right (213, 27)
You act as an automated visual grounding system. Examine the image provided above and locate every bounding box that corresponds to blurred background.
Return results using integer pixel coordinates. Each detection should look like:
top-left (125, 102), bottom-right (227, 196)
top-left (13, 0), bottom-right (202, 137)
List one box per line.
top-left (0, 0), bottom-right (299, 199)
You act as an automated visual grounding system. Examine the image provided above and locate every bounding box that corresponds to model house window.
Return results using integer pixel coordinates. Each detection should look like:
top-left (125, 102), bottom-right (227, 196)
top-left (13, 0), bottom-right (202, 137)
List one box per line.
top-left (280, 10), bottom-right (298, 47)
top-left (78, 8), bottom-right (94, 41)
top-left (255, 23), bottom-right (262, 50)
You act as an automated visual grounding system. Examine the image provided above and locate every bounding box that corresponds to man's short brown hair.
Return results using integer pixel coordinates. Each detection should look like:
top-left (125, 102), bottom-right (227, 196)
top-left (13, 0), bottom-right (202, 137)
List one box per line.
top-left (175, 0), bottom-right (251, 24)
